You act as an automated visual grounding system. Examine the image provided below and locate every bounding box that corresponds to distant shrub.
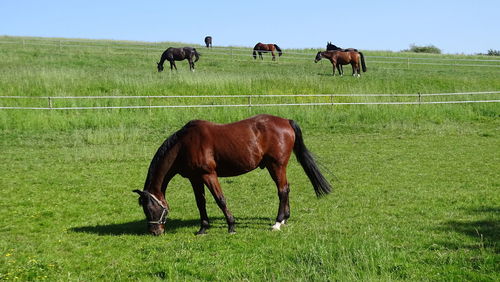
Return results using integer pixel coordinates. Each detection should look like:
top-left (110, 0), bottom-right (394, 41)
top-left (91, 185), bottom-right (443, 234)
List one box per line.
top-left (486, 49), bottom-right (500, 56)
top-left (403, 44), bottom-right (441, 54)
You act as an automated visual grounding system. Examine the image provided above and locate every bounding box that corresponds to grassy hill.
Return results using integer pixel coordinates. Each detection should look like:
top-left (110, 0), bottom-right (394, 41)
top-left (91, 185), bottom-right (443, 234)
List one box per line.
top-left (0, 36), bottom-right (499, 281)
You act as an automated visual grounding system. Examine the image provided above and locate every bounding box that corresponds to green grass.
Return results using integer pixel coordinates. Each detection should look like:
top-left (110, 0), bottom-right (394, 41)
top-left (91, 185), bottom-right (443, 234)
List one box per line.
top-left (0, 36), bottom-right (499, 281)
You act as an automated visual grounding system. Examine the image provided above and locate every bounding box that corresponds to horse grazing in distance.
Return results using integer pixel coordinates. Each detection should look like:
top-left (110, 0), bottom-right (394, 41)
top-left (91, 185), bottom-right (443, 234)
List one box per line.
top-left (253, 42), bottom-right (283, 61)
top-left (204, 36), bottom-right (212, 48)
top-left (133, 114), bottom-right (332, 236)
top-left (157, 47), bottom-right (200, 72)
top-left (315, 50), bottom-right (367, 77)
top-left (326, 41), bottom-right (358, 52)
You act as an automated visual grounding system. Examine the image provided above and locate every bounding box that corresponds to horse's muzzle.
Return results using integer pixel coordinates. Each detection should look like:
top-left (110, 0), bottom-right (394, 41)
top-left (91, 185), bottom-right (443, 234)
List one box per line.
top-left (148, 224), bottom-right (165, 236)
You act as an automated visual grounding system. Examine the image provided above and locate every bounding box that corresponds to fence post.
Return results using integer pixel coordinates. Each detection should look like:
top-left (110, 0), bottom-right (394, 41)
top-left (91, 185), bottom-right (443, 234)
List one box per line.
top-left (48, 97), bottom-right (53, 109)
top-left (407, 58), bottom-right (410, 69)
top-left (248, 96), bottom-right (252, 107)
top-left (418, 92), bottom-right (421, 104)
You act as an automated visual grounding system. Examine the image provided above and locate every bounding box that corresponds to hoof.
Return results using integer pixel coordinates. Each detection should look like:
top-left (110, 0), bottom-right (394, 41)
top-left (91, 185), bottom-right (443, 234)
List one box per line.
top-left (195, 228), bottom-right (208, 235)
top-left (271, 220), bottom-right (286, 231)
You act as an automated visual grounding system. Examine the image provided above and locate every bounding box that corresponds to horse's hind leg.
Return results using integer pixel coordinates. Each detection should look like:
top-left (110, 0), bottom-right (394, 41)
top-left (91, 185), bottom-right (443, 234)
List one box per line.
top-left (267, 164), bottom-right (290, 231)
top-left (202, 173), bottom-right (236, 233)
top-left (188, 59), bottom-right (195, 72)
top-left (190, 178), bottom-right (210, 235)
top-left (352, 61), bottom-right (360, 77)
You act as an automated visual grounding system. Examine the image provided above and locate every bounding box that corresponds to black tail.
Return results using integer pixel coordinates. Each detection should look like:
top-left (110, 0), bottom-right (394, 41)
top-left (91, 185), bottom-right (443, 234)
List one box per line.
top-left (193, 48), bottom-right (200, 62)
top-left (359, 52), bottom-right (367, 72)
top-left (289, 120), bottom-right (332, 197)
top-left (274, 44), bottom-right (283, 57)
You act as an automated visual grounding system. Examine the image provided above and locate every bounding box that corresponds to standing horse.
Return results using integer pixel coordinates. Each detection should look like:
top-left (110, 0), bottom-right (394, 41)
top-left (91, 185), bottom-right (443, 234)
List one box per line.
top-left (326, 42), bottom-right (359, 73)
top-left (315, 50), bottom-right (367, 77)
top-left (204, 36), bottom-right (212, 48)
top-left (133, 114), bottom-right (332, 236)
top-left (253, 42), bottom-right (283, 61)
top-left (157, 47), bottom-right (200, 72)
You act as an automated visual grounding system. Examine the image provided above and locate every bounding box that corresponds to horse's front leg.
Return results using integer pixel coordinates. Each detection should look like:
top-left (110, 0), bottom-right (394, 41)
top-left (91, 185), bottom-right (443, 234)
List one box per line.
top-left (202, 173), bottom-right (236, 234)
top-left (267, 164), bottom-right (290, 231)
top-left (259, 52), bottom-right (263, 60)
top-left (190, 178), bottom-right (210, 235)
top-left (272, 51), bottom-right (276, 61)
top-left (170, 60), bottom-right (177, 71)
top-left (336, 64), bottom-right (343, 76)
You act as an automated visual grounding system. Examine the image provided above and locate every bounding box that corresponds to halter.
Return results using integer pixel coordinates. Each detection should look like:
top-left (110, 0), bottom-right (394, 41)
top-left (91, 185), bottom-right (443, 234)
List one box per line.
top-left (147, 193), bottom-right (168, 225)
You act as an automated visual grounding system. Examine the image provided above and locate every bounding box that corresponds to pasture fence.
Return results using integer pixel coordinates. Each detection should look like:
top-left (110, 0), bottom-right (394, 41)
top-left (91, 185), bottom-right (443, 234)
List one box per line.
top-left (2, 38), bottom-right (500, 69)
top-left (1, 91), bottom-right (499, 110)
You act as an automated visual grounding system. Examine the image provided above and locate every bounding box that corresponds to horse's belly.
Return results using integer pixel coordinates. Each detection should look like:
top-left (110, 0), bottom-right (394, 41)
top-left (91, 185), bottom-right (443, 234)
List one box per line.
top-left (215, 157), bottom-right (260, 177)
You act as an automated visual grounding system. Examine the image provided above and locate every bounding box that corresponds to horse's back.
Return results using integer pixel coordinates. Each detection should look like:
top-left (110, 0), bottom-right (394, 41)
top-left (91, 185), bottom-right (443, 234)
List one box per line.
top-left (178, 115), bottom-right (295, 176)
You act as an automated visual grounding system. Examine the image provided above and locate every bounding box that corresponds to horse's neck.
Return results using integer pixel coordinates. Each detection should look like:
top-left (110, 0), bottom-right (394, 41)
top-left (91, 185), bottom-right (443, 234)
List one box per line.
top-left (158, 51), bottom-right (170, 65)
top-left (144, 143), bottom-right (180, 195)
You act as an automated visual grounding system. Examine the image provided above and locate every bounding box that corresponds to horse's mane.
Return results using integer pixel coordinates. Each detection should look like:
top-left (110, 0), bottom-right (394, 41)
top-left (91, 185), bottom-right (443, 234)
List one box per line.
top-left (144, 124), bottom-right (190, 190)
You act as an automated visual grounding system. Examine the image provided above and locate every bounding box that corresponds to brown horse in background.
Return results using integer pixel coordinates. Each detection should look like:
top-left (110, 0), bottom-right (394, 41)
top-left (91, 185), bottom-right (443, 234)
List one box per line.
top-left (253, 42), bottom-right (283, 61)
top-left (133, 114), bottom-right (331, 236)
top-left (315, 50), bottom-right (367, 77)
top-left (204, 36), bottom-right (212, 48)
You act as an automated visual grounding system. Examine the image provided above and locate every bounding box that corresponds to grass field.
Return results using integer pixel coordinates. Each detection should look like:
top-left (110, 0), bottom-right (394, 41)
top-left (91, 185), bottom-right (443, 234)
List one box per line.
top-left (0, 37), bottom-right (499, 281)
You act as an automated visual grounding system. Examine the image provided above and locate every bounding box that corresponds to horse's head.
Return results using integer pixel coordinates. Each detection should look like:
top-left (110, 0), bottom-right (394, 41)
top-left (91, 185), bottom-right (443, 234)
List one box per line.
top-left (133, 190), bottom-right (169, 235)
top-left (314, 51), bottom-right (323, 63)
top-left (157, 62), bottom-right (164, 72)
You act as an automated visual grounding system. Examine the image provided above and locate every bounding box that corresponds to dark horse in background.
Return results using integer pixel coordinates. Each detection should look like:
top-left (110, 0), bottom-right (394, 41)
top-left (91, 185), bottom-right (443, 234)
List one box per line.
top-left (253, 42), bottom-right (283, 61)
top-left (157, 47), bottom-right (200, 72)
top-left (204, 36), bottom-right (212, 48)
top-left (315, 50), bottom-right (367, 77)
top-left (326, 42), bottom-right (358, 52)
top-left (133, 114), bottom-right (331, 236)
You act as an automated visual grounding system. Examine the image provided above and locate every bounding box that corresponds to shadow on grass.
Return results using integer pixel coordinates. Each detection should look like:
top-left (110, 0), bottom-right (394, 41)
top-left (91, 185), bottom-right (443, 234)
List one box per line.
top-left (71, 216), bottom-right (272, 236)
top-left (439, 206), bottom-right (499, 252)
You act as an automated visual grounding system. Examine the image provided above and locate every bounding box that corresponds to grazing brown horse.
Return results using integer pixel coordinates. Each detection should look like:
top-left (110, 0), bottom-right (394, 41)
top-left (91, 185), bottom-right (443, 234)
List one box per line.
top-left (315, 50), bottom-right (367, 77)
top-left (253, 42), bottom-right (283, 61)
top-left (204, 36), bottom-right (212, 48)
top-left (157, 47), bottom-right (200, 72)
top-left (133, 114), bottom-right (332, 236)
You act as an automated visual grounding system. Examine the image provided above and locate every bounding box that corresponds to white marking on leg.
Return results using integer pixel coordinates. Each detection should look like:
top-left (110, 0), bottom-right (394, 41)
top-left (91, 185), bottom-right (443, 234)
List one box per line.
top-left (272, 221), bottom-right (282, 231)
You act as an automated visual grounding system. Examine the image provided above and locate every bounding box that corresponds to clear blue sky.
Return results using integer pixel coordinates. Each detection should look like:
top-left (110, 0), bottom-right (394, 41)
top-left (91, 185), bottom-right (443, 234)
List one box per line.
top-left (1, 0), bottom-right (499, 54)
